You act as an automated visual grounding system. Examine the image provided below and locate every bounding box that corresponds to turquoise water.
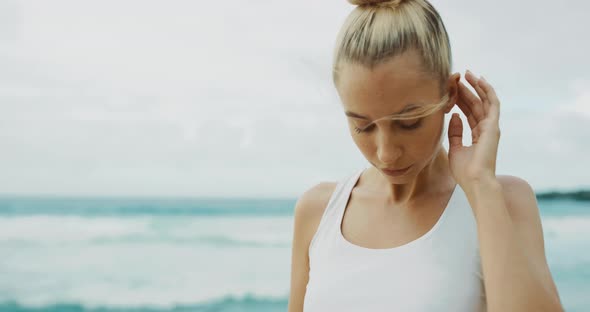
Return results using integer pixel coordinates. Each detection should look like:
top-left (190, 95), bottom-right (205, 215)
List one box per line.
top-left (0, 196), bottom-right (588, 311)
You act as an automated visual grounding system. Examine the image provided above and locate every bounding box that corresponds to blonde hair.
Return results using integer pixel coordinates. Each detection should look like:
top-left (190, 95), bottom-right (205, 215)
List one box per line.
top-left (334, 0), bottom-right (452, 121)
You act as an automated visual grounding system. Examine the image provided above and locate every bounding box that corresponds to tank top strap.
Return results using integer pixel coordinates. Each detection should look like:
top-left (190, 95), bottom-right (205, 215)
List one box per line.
top-left (308, 166), bottom-right (367, 257)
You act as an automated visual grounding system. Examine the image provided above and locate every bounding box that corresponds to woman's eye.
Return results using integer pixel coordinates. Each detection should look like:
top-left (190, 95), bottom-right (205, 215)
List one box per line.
top-left (353, 119), bottom-right (422, 134)
top-left (398, 120), bottom-right (422, 130)
top-left (354, 124), bottom-right (374, 133)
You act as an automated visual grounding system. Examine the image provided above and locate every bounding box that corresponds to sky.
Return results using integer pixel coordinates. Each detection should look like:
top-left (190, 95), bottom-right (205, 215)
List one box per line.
top-left (1, 0), bottom-right (589, 197)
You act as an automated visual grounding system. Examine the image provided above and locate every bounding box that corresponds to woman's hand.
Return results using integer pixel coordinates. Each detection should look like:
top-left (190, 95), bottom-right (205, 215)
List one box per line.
top-left (447, 70), bottom-right (501, 188)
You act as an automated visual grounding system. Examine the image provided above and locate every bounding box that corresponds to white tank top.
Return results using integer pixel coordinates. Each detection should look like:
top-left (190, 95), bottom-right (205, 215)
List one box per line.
top-left (303, 166), bottom-right (487, 312)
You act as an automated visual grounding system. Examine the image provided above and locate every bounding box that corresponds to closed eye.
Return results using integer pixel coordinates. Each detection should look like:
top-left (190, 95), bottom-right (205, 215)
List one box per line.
top-left (399, 120), bottom-right (423, 130)
top-left (354, 120), bottom-right (423, 134)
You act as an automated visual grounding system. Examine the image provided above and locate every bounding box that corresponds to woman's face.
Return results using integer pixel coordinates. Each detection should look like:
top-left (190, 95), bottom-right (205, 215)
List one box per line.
top-left (336, 51), bottom-right (455, 183)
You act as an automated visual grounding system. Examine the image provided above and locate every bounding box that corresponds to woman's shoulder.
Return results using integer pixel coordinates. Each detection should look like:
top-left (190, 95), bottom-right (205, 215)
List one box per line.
top-left (293, 181), bottom-right (339, 228)
top-left (292, 167), bottom-right (365, 243)
top-left (291, 181), bottom-right (339, 253)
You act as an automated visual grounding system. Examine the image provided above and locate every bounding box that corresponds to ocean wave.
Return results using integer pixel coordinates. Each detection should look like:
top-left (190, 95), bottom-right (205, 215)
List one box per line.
top-left (0, 294), bottom-right (288, 312)
top-left (543, 215), bottom-right (590, 241)
top-left (0, 197), bottom-right (296, 217)
top-left (0, 215), bottom-right (293, 248)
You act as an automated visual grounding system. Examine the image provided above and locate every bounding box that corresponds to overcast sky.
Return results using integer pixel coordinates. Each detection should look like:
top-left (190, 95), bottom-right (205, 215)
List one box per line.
top-left (1, 0), bottom-right (589, 197)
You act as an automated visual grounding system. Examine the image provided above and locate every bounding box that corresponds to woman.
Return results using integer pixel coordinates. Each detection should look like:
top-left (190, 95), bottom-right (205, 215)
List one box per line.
top-left (288, 0), bottom-right (564, 311)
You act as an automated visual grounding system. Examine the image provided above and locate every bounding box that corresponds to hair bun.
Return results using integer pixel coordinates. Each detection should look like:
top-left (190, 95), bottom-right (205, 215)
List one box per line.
top-left (348, 0), bottom-right (405, 7)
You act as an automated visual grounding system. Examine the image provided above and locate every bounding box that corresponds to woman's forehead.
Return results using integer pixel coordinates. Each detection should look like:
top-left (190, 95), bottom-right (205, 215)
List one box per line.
top-left (336, 52), bottom-right (443, 121)
top-left (338, 72), bottom-right (440, 121)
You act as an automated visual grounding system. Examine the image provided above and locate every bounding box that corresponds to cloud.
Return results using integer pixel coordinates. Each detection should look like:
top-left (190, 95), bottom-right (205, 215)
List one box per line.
top-left (562, 80), bottom-right (590, 117)
top-left (497, 80), bottom-right (590, 191)
top-left (0, 0), bottom-right (588, 196)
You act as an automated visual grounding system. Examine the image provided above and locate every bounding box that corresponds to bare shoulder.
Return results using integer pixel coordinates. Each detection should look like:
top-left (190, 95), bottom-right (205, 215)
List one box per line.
top-left (294, 181), bottom-right (339, 228)
top-left (288, 181), bottom-right (338, 312)
top-left (292, 181), bottom-right (339, 252)
top-left (496, 174), bottom-right (538, 221)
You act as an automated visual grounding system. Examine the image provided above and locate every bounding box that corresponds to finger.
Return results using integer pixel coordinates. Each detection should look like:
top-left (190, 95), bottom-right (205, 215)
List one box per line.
top-left (466, 111), bottom-right (478, 130)
top-left (455, 95), bottom-right (478, 130)
top-left (448, 113), bottom-right (463, 150)
top-left (465, 70), bottom-right (488, 103)
top-left (458, 81), bottom-right (484, 123)
top-left (476, 80), bottom-right (490, 117)
top-left (465, 71), bottom-right (489, 116)
top-left (454, 85), bottom-right (472, 116)
top-left (478, 77), bottom-right (500, 121)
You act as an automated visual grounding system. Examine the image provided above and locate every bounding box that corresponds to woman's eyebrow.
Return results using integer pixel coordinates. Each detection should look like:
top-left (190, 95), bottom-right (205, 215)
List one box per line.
top-left (344, 104), bottom-right (419, 119)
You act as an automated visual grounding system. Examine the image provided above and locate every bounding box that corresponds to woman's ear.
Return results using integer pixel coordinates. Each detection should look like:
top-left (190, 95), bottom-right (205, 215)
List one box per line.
top-left (444, 72), bottom-right (461, 114)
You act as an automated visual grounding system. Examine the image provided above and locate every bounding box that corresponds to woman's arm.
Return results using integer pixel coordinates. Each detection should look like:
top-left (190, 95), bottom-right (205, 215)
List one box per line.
top-left (448, 71), bottom-right (564, 311)
top-left (465, 175), bottom-right (563, 312)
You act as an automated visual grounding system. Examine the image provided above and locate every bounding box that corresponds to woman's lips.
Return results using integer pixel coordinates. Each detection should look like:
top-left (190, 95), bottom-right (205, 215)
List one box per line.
top-left (382, 164), bottom-right (413, 177)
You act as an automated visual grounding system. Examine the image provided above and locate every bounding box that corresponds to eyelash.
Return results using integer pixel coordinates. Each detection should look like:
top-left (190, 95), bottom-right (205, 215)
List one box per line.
top-left (354, 120), bottom-right (422, 134)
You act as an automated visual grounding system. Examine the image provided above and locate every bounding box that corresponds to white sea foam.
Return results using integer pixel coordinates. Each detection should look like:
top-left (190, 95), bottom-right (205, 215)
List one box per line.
top-left (542, 215), bottom-right (590, 240)
top-left (0, 213), bottom-right (586, 309)
top-left (0, 215), bottom-right (293, 247)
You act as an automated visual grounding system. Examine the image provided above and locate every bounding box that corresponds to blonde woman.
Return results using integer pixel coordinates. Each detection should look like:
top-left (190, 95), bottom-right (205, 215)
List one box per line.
top-left (288, 0), bottom-right (564, 311)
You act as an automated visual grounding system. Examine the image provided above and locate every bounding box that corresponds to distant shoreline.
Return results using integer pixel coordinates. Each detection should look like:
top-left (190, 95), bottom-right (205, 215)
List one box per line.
top-left (0, 191), bottom-right (589, 201)
top-left (536, 190), bottom-right (590, 201)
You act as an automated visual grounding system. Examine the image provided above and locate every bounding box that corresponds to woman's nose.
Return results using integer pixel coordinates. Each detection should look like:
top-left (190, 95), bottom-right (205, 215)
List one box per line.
top-left (376, 131), bottom-right (403, 164)
top-left (377, 146), bottom-right (402, 165)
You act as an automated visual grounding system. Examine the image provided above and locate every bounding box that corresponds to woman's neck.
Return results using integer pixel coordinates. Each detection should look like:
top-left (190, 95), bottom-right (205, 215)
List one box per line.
top-left (365, 146), bottom-right (453, 205)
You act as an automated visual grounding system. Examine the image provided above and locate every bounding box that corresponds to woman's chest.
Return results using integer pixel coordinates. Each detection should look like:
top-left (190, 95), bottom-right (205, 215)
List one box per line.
top-left (304, 248), bottom-right (486, 312)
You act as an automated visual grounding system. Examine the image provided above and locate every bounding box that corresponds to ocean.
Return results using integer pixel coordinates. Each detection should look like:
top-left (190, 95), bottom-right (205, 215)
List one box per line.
top-left (0, 196), bottom-right (587, 312)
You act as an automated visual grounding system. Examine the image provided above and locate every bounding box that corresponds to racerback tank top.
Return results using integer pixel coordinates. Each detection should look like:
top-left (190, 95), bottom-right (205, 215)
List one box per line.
top-left (303, 165), bottom-right (487, 312)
